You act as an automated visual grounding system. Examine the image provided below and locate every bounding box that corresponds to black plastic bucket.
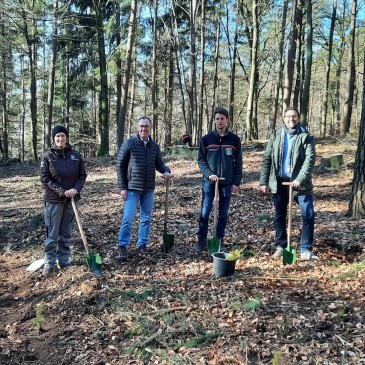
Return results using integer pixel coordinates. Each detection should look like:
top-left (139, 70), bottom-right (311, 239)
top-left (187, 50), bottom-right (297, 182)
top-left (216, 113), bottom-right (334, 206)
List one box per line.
top-left (212, 252), bottom-right (237, 277)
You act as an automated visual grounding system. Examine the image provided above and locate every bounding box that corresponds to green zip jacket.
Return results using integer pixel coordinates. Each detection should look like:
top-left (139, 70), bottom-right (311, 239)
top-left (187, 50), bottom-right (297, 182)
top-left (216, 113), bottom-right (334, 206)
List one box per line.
top-left (259, 124), bottom-right (315, 195)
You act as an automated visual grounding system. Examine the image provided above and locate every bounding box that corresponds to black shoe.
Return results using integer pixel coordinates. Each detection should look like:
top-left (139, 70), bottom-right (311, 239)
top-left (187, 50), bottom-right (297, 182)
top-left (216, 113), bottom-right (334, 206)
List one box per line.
top-left (137, 244), bottom-right (148, 254)
top-left (195, 241), bottom-right (206, 254)
top-left (118, 246), bottom-right (128, 262)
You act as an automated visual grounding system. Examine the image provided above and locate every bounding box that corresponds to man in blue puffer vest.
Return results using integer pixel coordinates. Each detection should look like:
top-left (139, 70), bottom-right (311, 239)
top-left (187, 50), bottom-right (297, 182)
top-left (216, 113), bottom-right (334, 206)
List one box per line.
top-left (195, 107), bottom-right (243, 254)
top-left (116, 116), bottom-right (173, 262)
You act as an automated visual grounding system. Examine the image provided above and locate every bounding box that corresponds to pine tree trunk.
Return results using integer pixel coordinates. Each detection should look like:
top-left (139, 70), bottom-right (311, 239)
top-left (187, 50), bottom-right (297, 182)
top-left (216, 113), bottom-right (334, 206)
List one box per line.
top-left (95, 3), bottom-right (109, 156)
top-left (209, 15), bottom-right (220, 133)
top-left (349, 43), bottom-right (365, 218)
top-left (283, 0), bottom-right (298, 111)
top-left (45, 0), bottom-right (58, 150)
top-left (270, 0), bottom-right (288, 134)
top-left (117, 0), bottom-right (137, 148)
top-left (245, 0), bottom-right (258, 141)
top-left (151, 0), bottom-right (158, 141)
top-left (300, 0), bottom-right (312, 127)
top-left (0, 2), bottom-right (8, 160)
top-left (197, 0), bottom-right (205, 143)
top-left (341, 0), bottom-right (357, 136)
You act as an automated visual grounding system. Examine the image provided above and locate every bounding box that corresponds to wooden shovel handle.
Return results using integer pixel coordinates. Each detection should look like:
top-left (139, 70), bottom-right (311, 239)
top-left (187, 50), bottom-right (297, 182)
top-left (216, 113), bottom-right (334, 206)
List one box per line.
top-left (213, 177), bottom-right (225, 237)
top-left (71, 197), bottom-right (90, 255)
top-left (282, 182), bottom-right (293, 248)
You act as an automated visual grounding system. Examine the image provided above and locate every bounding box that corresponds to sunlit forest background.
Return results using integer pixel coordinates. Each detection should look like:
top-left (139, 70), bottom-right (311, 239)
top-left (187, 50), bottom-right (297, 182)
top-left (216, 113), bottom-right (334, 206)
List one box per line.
top-left (0, 0), bottom-right (364, 161)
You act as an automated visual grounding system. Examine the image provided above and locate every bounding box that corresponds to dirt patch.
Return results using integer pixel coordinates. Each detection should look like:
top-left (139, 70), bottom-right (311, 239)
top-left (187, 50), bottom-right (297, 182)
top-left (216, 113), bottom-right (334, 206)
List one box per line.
top-left (0, 142), bottom-right (364, 364)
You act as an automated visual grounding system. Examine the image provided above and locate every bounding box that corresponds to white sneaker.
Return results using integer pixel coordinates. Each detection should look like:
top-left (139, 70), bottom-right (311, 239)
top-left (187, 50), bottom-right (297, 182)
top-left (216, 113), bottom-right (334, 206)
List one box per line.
top-left (272, 246), bottom-right (283, 259)
top-left (301, 251), bottom-right (319, 260)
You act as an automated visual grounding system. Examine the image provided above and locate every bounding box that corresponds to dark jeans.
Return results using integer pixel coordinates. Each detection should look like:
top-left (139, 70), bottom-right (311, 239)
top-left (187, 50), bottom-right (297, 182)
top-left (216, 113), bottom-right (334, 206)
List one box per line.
top-left (274, 181), bottom-right (315, 252)
top-left (197, 181), bottom-right (232, 243)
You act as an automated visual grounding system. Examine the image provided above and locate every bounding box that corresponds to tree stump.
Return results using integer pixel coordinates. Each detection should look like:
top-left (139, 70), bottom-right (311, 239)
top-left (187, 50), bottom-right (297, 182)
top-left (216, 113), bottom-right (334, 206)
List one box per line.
top-left (320, 153), bottom-right (344, 170)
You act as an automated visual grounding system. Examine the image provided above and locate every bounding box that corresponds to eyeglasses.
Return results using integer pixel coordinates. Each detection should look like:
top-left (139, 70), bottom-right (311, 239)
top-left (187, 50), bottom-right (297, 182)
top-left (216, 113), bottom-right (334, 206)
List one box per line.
top-left (285, 115), bottom-right (298, 119)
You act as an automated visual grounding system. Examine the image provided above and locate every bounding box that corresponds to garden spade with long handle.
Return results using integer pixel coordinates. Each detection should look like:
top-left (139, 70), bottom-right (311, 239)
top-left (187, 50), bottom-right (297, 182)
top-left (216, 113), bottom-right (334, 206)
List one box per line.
top-left (71, 197), bottom-right (102, 276)
top-left (162, 179), bottom-right (174, 253)
top-left (282, 182), bottom-right (297, 265)
top-left (207, 178), bottom-right (225, 255)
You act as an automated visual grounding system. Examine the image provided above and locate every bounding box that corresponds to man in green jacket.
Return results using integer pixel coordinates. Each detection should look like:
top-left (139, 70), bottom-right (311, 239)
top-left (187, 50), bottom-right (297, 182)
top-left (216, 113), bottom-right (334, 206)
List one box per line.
top-left (259, 107), bottom-right (318, 260)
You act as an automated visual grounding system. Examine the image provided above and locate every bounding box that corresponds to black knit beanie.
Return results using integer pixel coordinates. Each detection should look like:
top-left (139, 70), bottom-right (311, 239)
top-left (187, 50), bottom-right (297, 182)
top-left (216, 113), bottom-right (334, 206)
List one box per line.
top-left (52, 125), bottom-right (68, 140)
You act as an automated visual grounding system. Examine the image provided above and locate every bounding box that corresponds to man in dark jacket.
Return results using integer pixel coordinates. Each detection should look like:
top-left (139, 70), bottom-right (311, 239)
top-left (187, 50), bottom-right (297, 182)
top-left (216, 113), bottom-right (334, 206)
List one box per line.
top-left (40, 125), bottom-right (87, 276)
top-left (259, 107), bottom-right (318, 260)
top-left (116, 116), bottom-right (173, 261)
top-left (195, 107), bottom-right (243, 254)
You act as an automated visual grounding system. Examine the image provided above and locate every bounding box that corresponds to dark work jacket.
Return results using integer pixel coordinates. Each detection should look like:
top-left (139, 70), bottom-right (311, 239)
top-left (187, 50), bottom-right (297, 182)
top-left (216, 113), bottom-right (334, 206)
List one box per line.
top-left (116, 134), bottom-right (170, 191)
top-left (198, 129), bottom-right (243, 186)
top-left (40, 144), bottom-right (87, 203)
top-left (259, 124), bottom-right (315, 195)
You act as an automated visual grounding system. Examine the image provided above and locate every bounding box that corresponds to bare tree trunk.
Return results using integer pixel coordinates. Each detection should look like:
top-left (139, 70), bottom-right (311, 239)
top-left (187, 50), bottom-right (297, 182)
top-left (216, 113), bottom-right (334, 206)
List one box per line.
top-left (171, 4), bottom-right (188, 133)
top-left (115, 1), bottom-right (122, 148)
top-left (300, 0), bottom-right (312, 127)
top-left (341, 0), bottom-right (357, 136)
top-left (151, 0), bottom-right (158, 140)
top-left (29, 40), bottom-right (38, 160)
top-left (187, 0), bottom-right (197, 136)
top-left (270, 0), bottom-right (288, 133)
top-left (349, 42), bottom-right (365, 217)
top-left (164, 25), bottom-right (174, 147)
top-left (320, 0), bottom-right (336, 137)
top-left (245, 0), bottom-right (259, 141)
top-left (0, 2), bottom-right (8, 160)
top-left (283, 0), bottom-right (299, 111)
top-left (95, 3), bottom-right (109, 156)
top-left (209, 14), bottom-right (220, 133)
top-left (228, 0), bottom-right (239, 133)
top-left (127, 57), bottom-right (136, 138)
top-left (332, 3), bottom-right (346, 136)
top-left (197, 0), bottom-right (205, 143)
top-left (45, 0), bottom-right (58, 150)
top-left (65, 44), bottom-right (71, 133)
top-left (117, 0), bottom-right (137, 148)
top-left (293, 1), bottom-right (303, 110)
top-left (20, 55), bottom-right (26, 161)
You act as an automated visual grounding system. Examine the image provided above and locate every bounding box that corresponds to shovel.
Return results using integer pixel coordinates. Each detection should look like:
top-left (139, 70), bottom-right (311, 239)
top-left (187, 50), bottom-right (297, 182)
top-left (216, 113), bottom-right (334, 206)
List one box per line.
top-left (71, 197), bottom-right (102, 276)
top-left (207, 177), bottom-right (225, 255)
top-left (282, 182), bottom-right (297, 265)
top-left (162, 179), bottom-right (174, 253)
top-left (26, 258), bottom-right (45, 272)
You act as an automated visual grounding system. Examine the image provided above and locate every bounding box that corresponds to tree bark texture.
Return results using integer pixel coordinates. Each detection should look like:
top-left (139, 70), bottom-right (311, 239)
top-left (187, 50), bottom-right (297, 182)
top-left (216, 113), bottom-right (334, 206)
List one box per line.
top-left (117, 0), bottom-right (137, 148)
top-left (95, 3), bottom-right (109, 156)
top-left (341, 0), bottom-right (357, 136)
top-left (270, 0), bottom-right (288, 134)
top-left (245, 0), bottom-right (259, 141)
top-left (45, 0), bottom-right (58, 151)
top-left (320, 0), bottom-right (336, 137)
top-left (283, 0), bottom-right (298, 112)
top-left (300, 0), bottom-right (312, 127)
top-left (349, 42), bottom-right (365, 218)
top-left (0, 2), bottom-right (8, 160)
top-left (151, 0), bottom-right (158, 140)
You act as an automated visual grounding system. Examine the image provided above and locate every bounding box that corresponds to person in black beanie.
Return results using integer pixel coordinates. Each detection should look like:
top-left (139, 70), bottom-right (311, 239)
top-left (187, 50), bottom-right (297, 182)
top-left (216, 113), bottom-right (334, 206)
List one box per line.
top-left (40, 125), bottom-right (87, 276)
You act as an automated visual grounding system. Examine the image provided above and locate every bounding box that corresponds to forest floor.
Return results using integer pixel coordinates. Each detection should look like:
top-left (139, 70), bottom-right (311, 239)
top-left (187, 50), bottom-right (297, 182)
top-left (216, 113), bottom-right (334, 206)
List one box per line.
top-left (0, 137), bottom-right (364, 365)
